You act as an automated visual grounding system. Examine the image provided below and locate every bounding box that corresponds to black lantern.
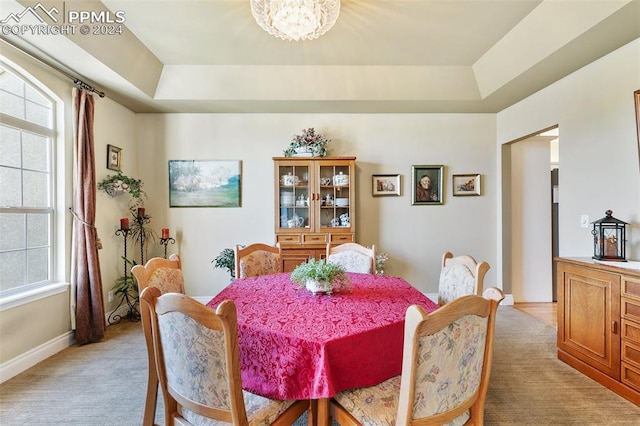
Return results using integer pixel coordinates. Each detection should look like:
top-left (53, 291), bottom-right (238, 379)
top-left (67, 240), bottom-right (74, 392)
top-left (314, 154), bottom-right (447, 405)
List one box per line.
top-left (591, 210), bottom-right (628, 261)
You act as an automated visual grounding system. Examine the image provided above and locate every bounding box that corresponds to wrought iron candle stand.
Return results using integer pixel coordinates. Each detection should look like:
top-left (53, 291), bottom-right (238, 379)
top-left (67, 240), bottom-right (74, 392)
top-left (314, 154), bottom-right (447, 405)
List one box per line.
top-left (135, 208), bottom-right (151, 265)
top-left (160, 237), bottom-right (176, 258)
top-left (107, 227), bottom-right (141, 325)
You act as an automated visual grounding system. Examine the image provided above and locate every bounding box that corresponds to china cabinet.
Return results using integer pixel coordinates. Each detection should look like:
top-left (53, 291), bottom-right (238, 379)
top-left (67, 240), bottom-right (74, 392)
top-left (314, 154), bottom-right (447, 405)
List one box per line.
top-left (556, 257), bottom-right (640, 405)
top-left (274, 157), bottom-right (356, 272)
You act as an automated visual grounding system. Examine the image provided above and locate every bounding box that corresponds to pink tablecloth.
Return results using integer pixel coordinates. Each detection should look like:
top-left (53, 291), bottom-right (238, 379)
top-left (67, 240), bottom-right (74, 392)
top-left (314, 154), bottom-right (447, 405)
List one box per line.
top-left (207, 272), bottom-right (438, 400)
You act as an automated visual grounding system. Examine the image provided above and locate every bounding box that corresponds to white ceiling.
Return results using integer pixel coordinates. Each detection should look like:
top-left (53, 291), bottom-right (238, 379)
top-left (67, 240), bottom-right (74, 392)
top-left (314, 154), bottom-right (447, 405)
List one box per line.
top-left (2, 0), bottom-right (639, 113)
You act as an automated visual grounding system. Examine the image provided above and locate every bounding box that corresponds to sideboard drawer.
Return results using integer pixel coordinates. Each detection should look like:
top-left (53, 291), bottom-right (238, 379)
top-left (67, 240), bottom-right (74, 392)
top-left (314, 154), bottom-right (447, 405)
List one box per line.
top-left (622, 319), bottom-right (640, 344)
top-left (623, 277), bottom-right (640, 301)
top-left (622, 339), bottom-right (640, 369)
top-left (622, 361), bottom-right (640, 392)
top-left (622, 297), bottom-right (640, 323)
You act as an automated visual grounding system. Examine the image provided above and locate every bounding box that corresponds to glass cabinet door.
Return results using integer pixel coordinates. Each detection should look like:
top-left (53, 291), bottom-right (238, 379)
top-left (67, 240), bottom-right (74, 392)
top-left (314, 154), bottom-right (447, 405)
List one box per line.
top-left (318, 164), bottom-right (351, 231)
top-left (277, 163), bottom-right (311, 231)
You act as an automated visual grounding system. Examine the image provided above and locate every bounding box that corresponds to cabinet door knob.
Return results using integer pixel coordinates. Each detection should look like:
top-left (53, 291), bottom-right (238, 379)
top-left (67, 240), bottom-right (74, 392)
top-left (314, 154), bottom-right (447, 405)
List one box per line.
top-left (612, 321), bottom-right (618, 334)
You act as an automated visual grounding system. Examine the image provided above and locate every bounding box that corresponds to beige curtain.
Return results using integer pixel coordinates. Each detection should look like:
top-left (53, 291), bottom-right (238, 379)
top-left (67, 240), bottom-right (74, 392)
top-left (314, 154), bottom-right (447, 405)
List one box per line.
top-left (71, 87), bottom-right (106, 344)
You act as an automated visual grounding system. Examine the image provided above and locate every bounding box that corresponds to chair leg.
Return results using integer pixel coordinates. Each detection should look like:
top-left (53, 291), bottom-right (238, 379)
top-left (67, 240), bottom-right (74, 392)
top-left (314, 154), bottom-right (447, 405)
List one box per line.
top-left (142, 376), bottom-right (159, 426)
top-left (308, 400), bottom-right (317, 426)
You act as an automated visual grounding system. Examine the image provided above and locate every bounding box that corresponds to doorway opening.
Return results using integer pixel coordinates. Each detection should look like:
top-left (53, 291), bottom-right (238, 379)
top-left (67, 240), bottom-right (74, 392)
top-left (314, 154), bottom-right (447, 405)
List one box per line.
top-left (502, 126), bottom-right (559, 303)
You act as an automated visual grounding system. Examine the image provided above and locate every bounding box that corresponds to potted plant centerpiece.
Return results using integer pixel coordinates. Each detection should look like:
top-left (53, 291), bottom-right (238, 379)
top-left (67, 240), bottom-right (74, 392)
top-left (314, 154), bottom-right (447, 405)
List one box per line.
top-left (290, 258), bottom-right (351, 295)
top-left (283, 127), bottom-right (330, 157)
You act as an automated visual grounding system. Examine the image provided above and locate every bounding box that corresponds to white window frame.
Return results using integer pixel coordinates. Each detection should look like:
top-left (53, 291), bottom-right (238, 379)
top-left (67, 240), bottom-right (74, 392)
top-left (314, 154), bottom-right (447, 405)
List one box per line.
top-left (0, 60), bottom-right (64, 310)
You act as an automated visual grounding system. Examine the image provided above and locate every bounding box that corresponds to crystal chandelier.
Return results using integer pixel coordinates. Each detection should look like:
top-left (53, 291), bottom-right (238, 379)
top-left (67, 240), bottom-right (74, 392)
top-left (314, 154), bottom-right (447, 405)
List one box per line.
top-left (250, 0), bottom-right (340, 41)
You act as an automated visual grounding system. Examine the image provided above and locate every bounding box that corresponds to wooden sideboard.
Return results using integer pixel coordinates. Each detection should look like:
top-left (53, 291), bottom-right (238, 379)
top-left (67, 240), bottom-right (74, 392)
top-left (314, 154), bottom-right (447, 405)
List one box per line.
top-left (556, 257), bottom-right (640, 405)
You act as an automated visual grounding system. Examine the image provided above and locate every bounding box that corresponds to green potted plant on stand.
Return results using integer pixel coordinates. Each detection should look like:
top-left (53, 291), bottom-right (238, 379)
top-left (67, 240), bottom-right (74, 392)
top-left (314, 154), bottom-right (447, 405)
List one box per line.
top-left (290, 258), bottom-right (351, 295)
top-left (212, 247), bottom-right (241, 280)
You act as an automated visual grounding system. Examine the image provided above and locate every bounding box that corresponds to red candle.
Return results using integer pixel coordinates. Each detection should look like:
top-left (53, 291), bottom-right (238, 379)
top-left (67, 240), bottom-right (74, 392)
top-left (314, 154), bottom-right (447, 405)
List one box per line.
top-left (137, 207), bottom-right (146, 218)
top-left (162, 228), bottom-right (169, 239)
top-left (120, 218), bottom-right (129, 230)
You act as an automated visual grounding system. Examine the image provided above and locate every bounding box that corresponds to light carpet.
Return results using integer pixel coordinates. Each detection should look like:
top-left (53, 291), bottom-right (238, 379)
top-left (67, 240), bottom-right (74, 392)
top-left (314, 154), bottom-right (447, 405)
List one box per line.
top-left (1, 306), bottom-right (638, 425)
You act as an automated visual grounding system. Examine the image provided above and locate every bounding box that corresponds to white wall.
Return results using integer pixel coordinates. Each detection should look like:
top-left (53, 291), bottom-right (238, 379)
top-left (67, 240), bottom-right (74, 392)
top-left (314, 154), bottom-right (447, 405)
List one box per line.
top-left (497, 38), bottom-right (640, 271)
top-left (509, 137), bottom-right (553, 302)
top-left (135, 114), bottom-right (498, 298)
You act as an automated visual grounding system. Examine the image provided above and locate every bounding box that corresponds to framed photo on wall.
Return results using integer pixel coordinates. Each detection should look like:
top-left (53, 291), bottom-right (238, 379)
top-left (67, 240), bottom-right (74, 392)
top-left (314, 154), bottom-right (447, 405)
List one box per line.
top-left (452, 174), bottom-right (481, 196)
top-left (168, 160), bottom-right (242, 208)
top-left (372, 174), bottom-right (401, 196)
top-left (412, 165), bottom-right (443, 205)
top-left (106, 144), bottom-right (122, 171)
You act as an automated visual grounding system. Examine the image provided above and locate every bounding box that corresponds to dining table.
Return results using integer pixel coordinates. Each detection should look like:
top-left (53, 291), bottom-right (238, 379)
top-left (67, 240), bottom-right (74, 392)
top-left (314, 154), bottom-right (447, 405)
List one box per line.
top-left (206, 272), bottom-right (439, 426)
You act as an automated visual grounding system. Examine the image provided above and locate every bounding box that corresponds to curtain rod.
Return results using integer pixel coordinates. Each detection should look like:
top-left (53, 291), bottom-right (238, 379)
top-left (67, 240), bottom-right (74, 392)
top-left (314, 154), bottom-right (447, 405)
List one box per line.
top-left (1, 37), bottom-right (105, 98)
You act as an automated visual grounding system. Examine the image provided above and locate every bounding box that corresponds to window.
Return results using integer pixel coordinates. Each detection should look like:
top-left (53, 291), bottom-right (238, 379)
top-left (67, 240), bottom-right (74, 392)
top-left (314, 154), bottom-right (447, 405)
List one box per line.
top-left (0, 62), bottom-right (56, 298)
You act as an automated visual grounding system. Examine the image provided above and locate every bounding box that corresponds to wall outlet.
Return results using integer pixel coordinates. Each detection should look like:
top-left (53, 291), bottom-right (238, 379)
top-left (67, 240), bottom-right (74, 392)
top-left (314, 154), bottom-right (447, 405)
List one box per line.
top-left (580, 215), bottom-right (589, 228)
top-left (108, 290), bottom-right (114, 302)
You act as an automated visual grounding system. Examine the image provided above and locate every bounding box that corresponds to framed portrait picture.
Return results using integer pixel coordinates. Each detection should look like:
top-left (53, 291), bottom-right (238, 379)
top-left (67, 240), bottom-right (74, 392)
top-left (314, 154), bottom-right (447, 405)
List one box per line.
top-left (453, 174), bottom-right (481, 196)
top-left (412, 165), bottom-right (443, 205)
top-left (106, 144), bottom-right (122, 171)
top-left (168, 160), bottom-right (242, 208)
top-left (372, 174), bottom-right (401, 196)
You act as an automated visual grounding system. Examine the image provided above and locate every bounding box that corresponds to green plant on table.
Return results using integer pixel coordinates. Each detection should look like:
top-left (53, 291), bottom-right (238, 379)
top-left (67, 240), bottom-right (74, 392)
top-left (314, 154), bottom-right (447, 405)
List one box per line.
top-left (290, 258), bottom-right (351, 295)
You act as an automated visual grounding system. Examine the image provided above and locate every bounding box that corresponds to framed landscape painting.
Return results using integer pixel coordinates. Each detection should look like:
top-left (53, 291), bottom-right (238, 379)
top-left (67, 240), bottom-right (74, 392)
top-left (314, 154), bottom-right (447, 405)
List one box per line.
top-left (169, 160), bottom-right (241, 207)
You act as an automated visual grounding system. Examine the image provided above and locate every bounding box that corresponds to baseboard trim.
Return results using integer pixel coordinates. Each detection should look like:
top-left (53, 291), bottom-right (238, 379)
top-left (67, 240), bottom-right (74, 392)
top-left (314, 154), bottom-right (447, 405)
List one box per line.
top-left (425, 292), bottom-right (514, 305)
top-left (193, 296), bottom-right (211, 304)
top-left (0, 331), bottom-right (75, 384)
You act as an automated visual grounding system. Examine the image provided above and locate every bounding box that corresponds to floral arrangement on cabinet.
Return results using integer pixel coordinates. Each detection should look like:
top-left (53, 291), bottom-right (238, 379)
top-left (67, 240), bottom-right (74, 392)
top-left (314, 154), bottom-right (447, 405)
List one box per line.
top-left (283, 127), bottom-right (330, 157)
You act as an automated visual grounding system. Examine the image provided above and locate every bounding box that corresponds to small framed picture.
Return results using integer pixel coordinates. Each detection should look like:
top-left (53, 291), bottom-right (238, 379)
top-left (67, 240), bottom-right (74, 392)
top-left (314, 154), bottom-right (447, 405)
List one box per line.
top-left (453, 174), bottom-right (481, 196)
top-left (372, 174), bottom-right (401, 196)
top-left (106, 144), bottom-right (122, 171)
top-left (412, 165), bottom-right (443, 205)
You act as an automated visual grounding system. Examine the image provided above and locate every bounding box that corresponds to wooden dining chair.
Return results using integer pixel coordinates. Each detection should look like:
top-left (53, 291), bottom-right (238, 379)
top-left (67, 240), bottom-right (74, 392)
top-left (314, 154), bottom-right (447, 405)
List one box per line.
top-left (438, 251), bottom-right (490, 306)
top-left (131, 254), bottom-right (185, 426)
top-left (140, 287), bottom-right (309, 425)
top-left (326, 243), bottom-right (376, 274)
top-left (235, 242), bottom-right (283, 279)
top-left (330, 287), bottom-right (505, 426)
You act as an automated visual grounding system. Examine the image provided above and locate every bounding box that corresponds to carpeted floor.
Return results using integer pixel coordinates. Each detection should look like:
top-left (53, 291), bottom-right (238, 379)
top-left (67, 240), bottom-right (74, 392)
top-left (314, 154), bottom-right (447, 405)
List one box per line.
top-left (0, 306), bottom-right (638, 425)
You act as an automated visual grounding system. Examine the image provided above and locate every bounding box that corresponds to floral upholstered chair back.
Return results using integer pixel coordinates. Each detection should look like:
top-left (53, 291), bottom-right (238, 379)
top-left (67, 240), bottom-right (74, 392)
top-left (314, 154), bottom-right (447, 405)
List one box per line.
top-left (330, 288), bottom-right (504, 426)
top-left (410, 312), bottom-right (488, 424)
top-left (235, 243), bottom-right (283, 279)
top-left (130, 254), bottom-right (185, 426)
top-left (140, 288), bottom-right (307, 425)
top-left (326, 243), bottom-right (376, 274)
top-left (133, 254), bottom-right (185, 295)
top-left (438, 251), bottom-right (490, 306)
